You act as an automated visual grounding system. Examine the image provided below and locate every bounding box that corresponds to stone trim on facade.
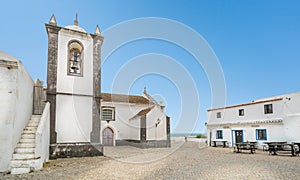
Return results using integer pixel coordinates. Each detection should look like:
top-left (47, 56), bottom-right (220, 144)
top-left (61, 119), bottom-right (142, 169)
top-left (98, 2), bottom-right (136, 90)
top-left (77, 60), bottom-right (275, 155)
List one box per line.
top-left (45, 23), bottom-right (61, 144)
top-left (166, 116), bottom-right (171, 147)
top-left (90, 34), bottom-right (103, 143)
top-left (0, 60), bottom-right (18, 69)
top-left (49, 143), bottom-right (103, 159)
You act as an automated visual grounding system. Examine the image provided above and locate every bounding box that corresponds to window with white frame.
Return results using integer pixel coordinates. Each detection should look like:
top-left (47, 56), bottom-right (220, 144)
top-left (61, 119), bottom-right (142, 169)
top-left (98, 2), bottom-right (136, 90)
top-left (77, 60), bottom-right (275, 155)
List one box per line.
top-left (216, 130), bottom-right (223, 139)
top-left (217, 112), bottom-right (221, 118)
top-left (256, 129), bottom-right (267, 140)
top-left (101, 107), bottom-right (115, 121)
top-left (264, 104), bottom-right (273, 114)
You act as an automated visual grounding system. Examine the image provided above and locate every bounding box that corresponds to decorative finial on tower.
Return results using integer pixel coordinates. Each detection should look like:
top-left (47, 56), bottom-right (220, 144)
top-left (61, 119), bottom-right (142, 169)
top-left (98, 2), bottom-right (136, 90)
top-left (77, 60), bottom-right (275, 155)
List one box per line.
top-left (95, 25), bottom-right (101, 35)
top-left (143, 87), bottom-right (147, 94)
top-left (74, 13), bottom-right (78, 26)
top-left (49, 14), bottom-right (57, 26)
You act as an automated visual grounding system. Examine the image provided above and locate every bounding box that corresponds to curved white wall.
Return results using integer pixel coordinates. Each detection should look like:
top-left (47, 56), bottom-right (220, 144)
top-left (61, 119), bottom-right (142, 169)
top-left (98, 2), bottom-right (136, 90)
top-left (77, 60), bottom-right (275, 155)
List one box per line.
top-left (0, 61), bottom-right (33, 172)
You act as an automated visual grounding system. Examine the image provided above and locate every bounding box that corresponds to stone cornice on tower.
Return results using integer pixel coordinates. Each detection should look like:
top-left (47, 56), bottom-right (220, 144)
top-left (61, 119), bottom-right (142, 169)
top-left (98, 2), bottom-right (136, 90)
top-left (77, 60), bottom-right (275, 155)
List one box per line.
top-left (46, 14), bottom-right (104, 40)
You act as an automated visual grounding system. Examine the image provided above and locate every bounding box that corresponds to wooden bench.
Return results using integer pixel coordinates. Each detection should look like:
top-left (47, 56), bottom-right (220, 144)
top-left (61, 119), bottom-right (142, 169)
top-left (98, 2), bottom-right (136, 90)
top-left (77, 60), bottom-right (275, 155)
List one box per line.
top-left (264, 141), bottom-right (285, 153)
top-left (268, 143), bottom-right (299, 156)
top-left (292, 142), bottom-right (300, 155)
top-left (234, 142), bottom-right (257, 154)
top-left (212, 140), bottom-right (228, 148)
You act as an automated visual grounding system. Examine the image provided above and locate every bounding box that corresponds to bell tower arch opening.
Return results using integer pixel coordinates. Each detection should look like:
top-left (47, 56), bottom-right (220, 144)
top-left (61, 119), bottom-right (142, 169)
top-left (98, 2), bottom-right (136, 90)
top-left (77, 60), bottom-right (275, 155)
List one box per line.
top-left (67, 40), bottom-right (84, 76)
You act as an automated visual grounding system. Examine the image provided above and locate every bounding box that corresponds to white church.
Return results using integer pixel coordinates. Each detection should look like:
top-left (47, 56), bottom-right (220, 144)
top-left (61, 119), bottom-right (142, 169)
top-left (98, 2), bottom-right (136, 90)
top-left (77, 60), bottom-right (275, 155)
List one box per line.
top-left (0, 15), bottom-right (170, 174)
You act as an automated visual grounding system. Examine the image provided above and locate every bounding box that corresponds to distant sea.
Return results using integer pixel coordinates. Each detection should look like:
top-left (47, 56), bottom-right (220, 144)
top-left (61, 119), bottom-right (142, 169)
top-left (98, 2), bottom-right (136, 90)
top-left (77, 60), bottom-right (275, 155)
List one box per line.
top-left (171, 133), bottom-right (200, 137)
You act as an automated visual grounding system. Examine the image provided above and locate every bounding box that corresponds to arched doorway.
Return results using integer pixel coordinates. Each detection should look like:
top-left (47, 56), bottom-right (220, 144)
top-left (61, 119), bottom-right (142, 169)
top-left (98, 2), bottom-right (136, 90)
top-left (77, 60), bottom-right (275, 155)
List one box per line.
top-left (102, 127), bottom-right (114, 146)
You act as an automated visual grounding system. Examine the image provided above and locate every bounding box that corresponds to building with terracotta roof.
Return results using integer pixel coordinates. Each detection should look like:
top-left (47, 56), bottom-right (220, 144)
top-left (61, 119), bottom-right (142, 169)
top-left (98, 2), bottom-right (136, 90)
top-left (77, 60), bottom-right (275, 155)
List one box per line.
top-left (101, 90), bottom-right (170, 148)
top-left (206, 92), bottom-right (300, 149)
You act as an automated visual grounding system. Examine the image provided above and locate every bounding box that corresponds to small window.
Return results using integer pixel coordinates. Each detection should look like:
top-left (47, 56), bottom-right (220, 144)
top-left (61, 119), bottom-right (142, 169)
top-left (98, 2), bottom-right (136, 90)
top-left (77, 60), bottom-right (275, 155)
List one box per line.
top-left (239, 109), bottom-right (244, 116)
top-left (217, 112), bottom-right (221, 118)
top-left (264, 104), bottom-right (273, 114)
top-left (216, 130), bottom-right (223, 139)
top-left (68, 40), bottom-right (83, 76)
top-left (101, 107), bottom-right (115, 121)
top-left (256, 129), bottom-right (267, 140)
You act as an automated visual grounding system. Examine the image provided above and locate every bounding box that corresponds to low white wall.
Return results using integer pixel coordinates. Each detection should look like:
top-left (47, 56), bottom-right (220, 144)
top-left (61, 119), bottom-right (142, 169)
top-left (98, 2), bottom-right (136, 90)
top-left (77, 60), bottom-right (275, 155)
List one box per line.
top-left (171, 137), bottom-right (206, 143)
top-left (35, 102), bottom-right (50, 169)
top-left (0, 60), bottom-right (33, 172)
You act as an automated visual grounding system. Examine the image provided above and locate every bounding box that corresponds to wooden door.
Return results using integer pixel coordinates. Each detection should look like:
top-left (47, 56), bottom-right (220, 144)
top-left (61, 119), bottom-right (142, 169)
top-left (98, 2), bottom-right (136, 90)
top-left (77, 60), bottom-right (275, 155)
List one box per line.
top-left (235, 130), bottom-right (243, 143)
top-left (103, 128), bottom-right (114, 146)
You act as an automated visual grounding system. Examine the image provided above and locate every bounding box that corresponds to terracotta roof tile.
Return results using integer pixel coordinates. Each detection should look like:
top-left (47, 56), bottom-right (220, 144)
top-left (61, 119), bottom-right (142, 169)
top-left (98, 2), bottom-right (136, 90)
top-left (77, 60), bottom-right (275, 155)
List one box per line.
top-left (130, 107), bottom-right (154, 120)
top-left (101, 93), bottom-right (150, 104)
top-left (136, 107), bottom-right (152, 116)
top-left (207, 98), bottom-right (283, 112)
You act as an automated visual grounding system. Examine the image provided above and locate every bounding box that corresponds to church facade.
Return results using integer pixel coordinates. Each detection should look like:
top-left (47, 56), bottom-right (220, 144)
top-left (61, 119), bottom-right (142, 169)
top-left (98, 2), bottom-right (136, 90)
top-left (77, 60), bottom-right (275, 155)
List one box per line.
top-left (0, 15), bottom-right (170, 174)
top-left (101, 91), bottom-right (170, 148)
top-left (45, 15), bottom-right (104, 158)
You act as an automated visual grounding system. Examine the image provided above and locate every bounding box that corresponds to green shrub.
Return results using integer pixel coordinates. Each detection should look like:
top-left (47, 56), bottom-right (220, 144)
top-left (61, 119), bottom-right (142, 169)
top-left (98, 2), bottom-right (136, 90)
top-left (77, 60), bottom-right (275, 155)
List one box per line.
top-left (196, 133), bottom-right (207, 138)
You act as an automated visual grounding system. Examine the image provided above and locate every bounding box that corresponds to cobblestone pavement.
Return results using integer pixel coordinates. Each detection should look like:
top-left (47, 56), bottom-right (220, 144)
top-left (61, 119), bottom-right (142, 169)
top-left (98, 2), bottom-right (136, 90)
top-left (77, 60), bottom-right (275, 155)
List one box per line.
top-left (1, 141), bottom-right (300, 179)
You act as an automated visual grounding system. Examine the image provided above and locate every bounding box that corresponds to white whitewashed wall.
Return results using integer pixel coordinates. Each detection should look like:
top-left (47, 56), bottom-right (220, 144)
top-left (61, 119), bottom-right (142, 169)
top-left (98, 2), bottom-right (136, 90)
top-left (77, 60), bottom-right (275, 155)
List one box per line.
top-left (100, 102), bottom-right (146, 141)
top-left (56, 95), bottom-right (92, 142)
top-left (100, 101), bottom-right (168, 143)
top-left (56, 29), bottom-right (93, 95)
top-left (55, 28), bottom-right (94, 143)
top-left (146, 106), bottom-right (167, 140)
top-left (0, 54), bottom-right (33, 172)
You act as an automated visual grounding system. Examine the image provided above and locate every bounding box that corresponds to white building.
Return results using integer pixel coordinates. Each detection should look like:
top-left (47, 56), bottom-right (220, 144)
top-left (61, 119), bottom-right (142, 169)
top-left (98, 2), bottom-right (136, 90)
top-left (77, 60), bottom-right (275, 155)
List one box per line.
top-left (206, 92), bottom-right (300, 149)
top-left (101, 91), bottom-right (170, 148)
top-left (0, 14), bottom-right (170, 173)
top-left (46, 14), bottom-right (170, 156)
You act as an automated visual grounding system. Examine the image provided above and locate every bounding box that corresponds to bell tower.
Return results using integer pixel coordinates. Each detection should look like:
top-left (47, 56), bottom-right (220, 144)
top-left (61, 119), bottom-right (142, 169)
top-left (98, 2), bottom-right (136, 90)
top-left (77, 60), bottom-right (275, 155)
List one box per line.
top-left (45, 14), bottom-right (104, 158)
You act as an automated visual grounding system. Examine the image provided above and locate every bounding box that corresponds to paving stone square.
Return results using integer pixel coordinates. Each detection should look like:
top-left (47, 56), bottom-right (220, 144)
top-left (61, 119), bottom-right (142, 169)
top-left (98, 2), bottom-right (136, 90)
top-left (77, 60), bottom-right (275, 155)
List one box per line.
top-left (1, 141), bottom-right (300, 179)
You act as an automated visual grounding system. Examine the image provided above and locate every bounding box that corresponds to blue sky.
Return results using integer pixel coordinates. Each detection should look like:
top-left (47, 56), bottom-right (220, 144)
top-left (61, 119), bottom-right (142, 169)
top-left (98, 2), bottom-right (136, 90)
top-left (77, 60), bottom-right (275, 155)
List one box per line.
top-left (1, 1), bottom-right (300, 133)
